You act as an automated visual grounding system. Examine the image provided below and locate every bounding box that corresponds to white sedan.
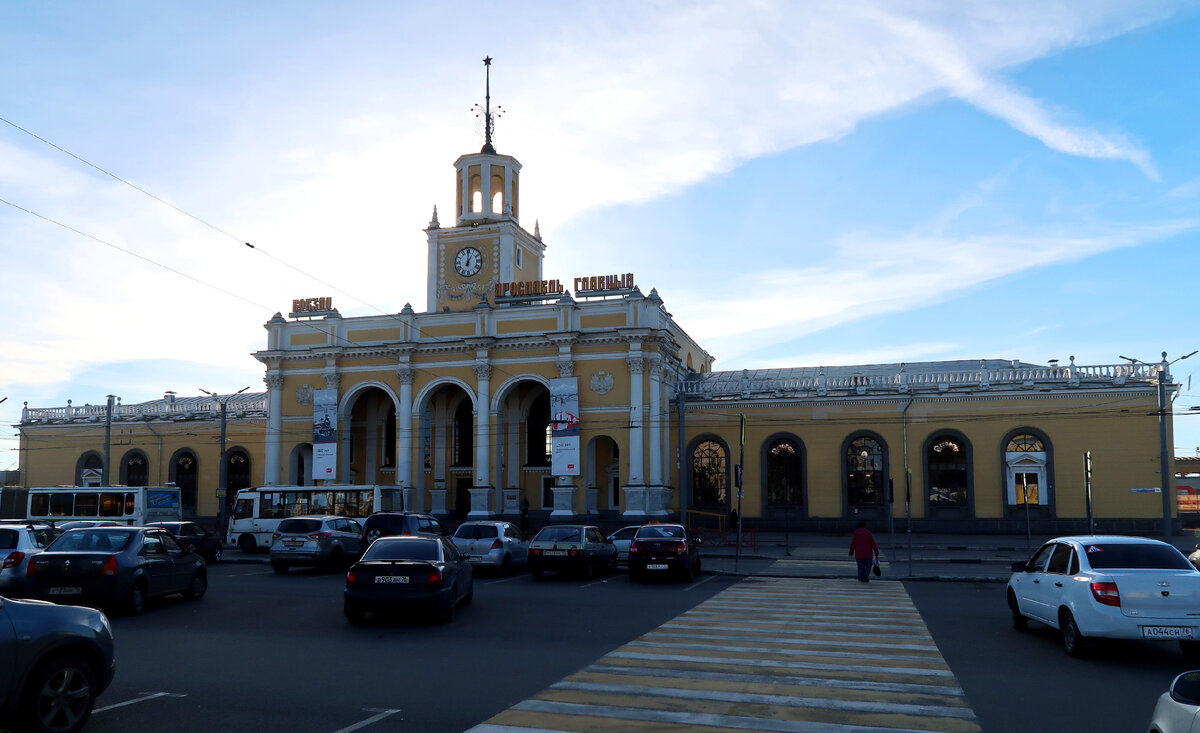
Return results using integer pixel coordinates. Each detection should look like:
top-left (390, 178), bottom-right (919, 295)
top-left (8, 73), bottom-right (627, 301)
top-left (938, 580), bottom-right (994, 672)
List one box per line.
top-left (1007, 535), bottom-right (1200, 657)
top-left (1148, 670), bottom-right (1200, 733)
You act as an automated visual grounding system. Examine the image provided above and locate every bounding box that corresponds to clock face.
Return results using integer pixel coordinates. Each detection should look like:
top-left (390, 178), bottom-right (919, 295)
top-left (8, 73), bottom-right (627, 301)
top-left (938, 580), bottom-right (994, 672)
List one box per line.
top-left (454, 247), bottom-right (483, 277)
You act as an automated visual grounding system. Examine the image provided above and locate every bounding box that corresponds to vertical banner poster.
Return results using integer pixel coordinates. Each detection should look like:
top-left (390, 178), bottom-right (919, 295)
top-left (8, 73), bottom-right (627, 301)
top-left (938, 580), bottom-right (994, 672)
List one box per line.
top-left (312, 389), bottom-right (338, 480)
top-left (550, 377), bottom-right (581, 476)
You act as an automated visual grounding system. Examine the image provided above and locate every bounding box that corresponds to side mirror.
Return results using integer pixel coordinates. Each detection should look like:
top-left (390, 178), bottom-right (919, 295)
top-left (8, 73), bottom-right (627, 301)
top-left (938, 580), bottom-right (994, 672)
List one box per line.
top-left (1011, 561), bottom-right (1028, 573)
top-left (695, 537), bottom-right (702, 545)
top-left (1171, 671), bottom-right (1200, 705)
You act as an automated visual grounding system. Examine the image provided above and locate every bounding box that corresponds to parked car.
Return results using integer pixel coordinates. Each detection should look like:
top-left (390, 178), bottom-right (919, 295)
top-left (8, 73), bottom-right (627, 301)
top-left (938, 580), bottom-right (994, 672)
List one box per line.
top-left (269, 515), bottom-right (363, 573)
top-left (527, 524), bottom-right (617, 580)
top-left (146, 521), bottom-right (223, 563)
top-left (451, 520), bottom-right (528, 572)
top-left (1007, 535), bottom-right (1200, 657)
top-left (361, 512), bottom-right (446, 544)
top-left (0, 523), bottom-right (61, 597)
top-left (1148, 669), bottom-right (1200, 733)
top-left (55, 520), bottom-right (125, 531)
top-left (606, 525), bottom-right (642, 567)
top-left (628, 523), bottom-right (702, 582)
top-left (25, 526), bottom-right (207, 615)
top-left (1187, 545), bottom-right (1200, 572)
top-left (343, 535), bottom-right (473, 623)
top-left (0, 594), bottom-right (116, 733)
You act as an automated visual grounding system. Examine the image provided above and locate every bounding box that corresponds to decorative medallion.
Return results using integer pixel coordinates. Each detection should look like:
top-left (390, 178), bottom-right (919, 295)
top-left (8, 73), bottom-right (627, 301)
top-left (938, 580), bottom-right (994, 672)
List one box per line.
top-left (590, 370), bottom-right (614, 395)
top-left (296, 384), bottom-right (314, 405)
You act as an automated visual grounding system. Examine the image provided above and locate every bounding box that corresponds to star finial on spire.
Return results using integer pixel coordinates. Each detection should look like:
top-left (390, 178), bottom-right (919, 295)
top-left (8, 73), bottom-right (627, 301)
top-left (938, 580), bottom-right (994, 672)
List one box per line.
top-left (472, 56), bottom-right (503, 154)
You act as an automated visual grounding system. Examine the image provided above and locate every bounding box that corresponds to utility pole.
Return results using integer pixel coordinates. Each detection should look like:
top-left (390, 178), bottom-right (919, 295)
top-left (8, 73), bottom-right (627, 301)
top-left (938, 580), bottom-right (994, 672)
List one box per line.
top-left (102, 395), bottom-right (115, 486)
top-left (201, 387), bottom-right (249, 536)
top-left (1120, 350), bottom-right (1197, 542)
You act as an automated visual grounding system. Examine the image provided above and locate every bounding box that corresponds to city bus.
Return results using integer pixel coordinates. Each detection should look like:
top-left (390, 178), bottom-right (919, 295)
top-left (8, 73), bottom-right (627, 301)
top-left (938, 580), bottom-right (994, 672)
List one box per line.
top-left (26, 486), bottom-right (182, 526)
top-left (226, 485), bottom-right (403, 552)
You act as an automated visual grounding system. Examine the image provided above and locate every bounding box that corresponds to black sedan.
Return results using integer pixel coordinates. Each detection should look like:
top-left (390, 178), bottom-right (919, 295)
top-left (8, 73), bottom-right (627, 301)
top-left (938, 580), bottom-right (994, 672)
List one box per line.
top-left (146, 521), bottom-right (224, 563)
top-left (25, 527), bottom-right (207, 615)
top-left (628, 523), bottom-right (702, 582)
top-left (343, 536), bottom-right (472, 624)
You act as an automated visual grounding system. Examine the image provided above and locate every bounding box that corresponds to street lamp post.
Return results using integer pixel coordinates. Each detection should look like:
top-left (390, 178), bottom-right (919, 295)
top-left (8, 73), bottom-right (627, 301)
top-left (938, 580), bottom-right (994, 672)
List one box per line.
top-left (200, 387), bottom-right (249, 535)
top-left (1120, 351), bottom-right (1197, 542)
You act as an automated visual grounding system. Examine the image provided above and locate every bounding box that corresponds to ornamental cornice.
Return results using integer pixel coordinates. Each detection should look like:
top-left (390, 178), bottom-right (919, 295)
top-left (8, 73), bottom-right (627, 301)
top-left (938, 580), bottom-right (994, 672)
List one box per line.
top-left (677, 388), bottom-right (1157, 412)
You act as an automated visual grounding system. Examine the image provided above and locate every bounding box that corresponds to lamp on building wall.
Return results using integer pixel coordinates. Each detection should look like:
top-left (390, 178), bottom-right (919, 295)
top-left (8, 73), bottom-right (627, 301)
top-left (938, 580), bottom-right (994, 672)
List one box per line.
top-left (1120, 351), bottom-right (1197, 541)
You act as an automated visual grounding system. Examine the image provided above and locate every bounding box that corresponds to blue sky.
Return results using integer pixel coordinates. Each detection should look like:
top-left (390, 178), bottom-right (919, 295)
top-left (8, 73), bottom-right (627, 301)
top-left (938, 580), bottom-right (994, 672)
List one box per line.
top-left (2, 1), bottom-right (1200, 471)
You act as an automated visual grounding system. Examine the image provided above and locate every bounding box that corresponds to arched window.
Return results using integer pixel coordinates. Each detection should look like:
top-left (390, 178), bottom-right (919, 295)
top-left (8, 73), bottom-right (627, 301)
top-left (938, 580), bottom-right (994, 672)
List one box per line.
top-left (77, 453), bottom-right (103, 487)
top-left (226, 449), bottom-right (251, 492)
top-left (765, 437), bottom-right (803, 507)
top-left (846, 436), bottom-right (884, 508)
top-left (452, 400), bottom-right (473, 467)
top-left (927, 436), bottom-right (968, 506)
top-left (692, 440), bottom-right (728, 507)
top-left (171, 450), bottom-right (199, 516)
top-left (1005, 432), bottom-right (1050, 508)
top-left (121, 451), bottom-right (148, 487)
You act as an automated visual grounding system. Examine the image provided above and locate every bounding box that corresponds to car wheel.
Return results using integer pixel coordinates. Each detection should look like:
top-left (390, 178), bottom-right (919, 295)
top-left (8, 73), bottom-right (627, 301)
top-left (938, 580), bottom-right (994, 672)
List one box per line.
top-left (211, 546), bottom-right (223, 563)
top-left (1060, 609), bottom-right (1089, 657)
top-left (325, 547), bottom-right (344, 572)
top-left (629, 568), bottom-right (641, 583)
top-left (607, 554), bottom-right (618, 574)
top-left (1181, 641), bottom-right (1200, 660)
top-left (1008, 591), bottom-right (1028, 631)
top-left (21, 655), bottom-right (98, 733)
top-left (344, 599), bottom-right (367, 625)
top-left (126, 583), bottom-right (147, 616)
top-left (183, 572), bottom-right (207, 600)
top-left (500, 554), bottom-right (512, 574)
top-left (238, 534), bottom-right (256, 554)
top-left (271, 562), bottom-right (288, 574)
top-left (531, 567), bottom-right (544, 581)
top-left (462, 582), bottom-right (474, 607)
top-left (682, 560), bottom-right (694, 582)
top-left (581, 559), bottom-right (595, 580)
top-left (365, 528), bottom-right (384, 543)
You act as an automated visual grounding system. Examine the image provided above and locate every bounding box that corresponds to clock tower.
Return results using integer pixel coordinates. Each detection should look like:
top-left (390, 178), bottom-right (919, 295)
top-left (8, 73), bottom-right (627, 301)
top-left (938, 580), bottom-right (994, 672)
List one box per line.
top-left (427, 58), bottom-right (545, 312)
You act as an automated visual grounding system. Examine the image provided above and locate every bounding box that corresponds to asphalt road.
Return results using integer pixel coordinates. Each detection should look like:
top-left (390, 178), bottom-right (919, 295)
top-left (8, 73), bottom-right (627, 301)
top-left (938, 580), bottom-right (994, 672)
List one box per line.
top-left (82, 563), bottom-right (736, 732)
top-left (906, 579), bottom-right (1196, 733)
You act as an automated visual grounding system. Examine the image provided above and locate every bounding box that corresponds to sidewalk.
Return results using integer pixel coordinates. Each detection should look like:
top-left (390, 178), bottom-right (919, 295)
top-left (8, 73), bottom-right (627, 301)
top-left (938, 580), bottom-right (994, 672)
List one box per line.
top-left (698, 530), bottom-right (1200, 582)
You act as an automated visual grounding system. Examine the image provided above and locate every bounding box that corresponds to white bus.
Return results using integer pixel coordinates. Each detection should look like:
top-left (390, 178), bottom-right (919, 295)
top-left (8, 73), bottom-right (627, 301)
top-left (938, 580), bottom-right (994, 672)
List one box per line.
top-left (226, 485), bottom-right (403, 552)
top-left (26, 486), bottom-right (183, 526)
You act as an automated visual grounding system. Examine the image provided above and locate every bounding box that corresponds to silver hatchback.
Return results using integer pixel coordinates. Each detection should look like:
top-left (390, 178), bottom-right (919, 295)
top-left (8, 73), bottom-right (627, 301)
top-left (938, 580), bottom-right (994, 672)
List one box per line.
top-left (270, 515), bottom-right (363, 573)
top-left (0, 523), bottom-right (60, 597)
top-left (451, 521), bottom-right (529, 572)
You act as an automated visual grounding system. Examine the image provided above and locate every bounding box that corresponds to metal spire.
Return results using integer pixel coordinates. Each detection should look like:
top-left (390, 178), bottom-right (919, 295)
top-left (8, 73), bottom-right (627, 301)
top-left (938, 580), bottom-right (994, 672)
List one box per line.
top-left (473, 56), bottom-right (503, 154)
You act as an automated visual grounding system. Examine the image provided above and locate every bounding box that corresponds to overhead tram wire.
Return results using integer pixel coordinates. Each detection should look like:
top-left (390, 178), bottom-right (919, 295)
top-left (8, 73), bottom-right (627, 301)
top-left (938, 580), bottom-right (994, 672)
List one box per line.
top-left (0, 115), bottom-right (569, 391)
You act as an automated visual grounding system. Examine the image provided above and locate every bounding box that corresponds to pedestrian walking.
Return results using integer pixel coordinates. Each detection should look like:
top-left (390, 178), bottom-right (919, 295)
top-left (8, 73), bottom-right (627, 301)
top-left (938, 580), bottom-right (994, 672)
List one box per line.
top-left (848, 521), bottom-right (879, 583)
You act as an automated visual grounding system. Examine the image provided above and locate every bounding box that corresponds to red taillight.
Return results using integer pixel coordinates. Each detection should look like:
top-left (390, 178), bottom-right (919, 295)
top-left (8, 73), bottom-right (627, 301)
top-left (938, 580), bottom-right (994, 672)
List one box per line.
top-left (1090, 581), bottom-right (1120, 607)
top-left (491, 539), bottom-right (503, 550)
top-left (568, 549), bottom-right (582, 557)
top-left (425, 569), bottom-right (443, 586)
top-left (2, 551), bottom-right (25, 569)
top-left (346, 571), bottom-right (357, 584)
top-left (629, 542), bottom-right (640, 555)
top-left (530, 548), bottom-right (542, 556)
top-left (675, 542), bottom-right (688, 555)
top-left (101, 556), bottom-right (118, 576)
top-left (26, 558), bottom-right (36, 577)
top-left (272, 532), bottom-right (281, 540)
top-left (309, 532), bottom-right (331, 540)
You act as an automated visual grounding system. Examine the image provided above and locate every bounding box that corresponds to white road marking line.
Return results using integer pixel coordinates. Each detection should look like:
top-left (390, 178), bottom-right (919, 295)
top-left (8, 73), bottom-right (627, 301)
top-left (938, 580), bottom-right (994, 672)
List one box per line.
top-left (331, 707), bottom-right (401, 733)
top-left (587, 663), bottom-right (967, 697)
top-left (684, 574), bottom-right (717, 591)
top-left (93, 691), bottom-right (183, 713)
top-left (606, 650), bottom-right (955, 677)
top-left (223, 570), bottom-right (275, 576)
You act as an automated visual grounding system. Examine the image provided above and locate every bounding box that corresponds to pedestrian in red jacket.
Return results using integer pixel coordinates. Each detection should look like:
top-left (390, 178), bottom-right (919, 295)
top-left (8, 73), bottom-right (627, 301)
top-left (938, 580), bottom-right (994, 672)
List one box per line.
top-left (849, 521), bottom-right (879, 583)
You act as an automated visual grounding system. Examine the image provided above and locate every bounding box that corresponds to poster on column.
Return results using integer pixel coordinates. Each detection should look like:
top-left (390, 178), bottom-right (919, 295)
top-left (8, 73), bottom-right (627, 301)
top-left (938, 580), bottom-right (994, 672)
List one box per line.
top-left (550, 377), bottom-right (580, 476)
top-left (312, 389), bottom-right (338, 480)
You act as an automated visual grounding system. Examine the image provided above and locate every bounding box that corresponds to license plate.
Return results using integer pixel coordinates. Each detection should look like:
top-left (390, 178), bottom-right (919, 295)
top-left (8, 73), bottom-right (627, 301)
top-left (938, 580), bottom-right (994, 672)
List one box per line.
top-left (544, 550), bottom-right (568, 556)
top-left (375, 576), bottom-right (410, 584)
top-left (49, 587), bottom-right (81, 595)
top-left (284, 540), bottom-right (304, 547)
top-left (647, 564), bottom-right (669, 570)
top-left (1142, 625), bottom-right (1194, 640)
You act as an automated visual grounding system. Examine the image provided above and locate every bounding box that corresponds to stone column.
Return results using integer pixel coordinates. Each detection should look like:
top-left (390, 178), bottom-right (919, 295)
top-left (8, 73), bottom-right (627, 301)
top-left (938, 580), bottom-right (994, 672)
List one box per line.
top-left (626, 353), bottom-right (645, 486)
top-left (396, 365), bottom-right (414, 493)
top-left (648, 356), bottom-right (663, 487)
top-left (264, 373), bottom-right (283, 485)
top-left (323, 370), bottom-right (345, 484)
top-left (474, 362), bottom-right (492, 491)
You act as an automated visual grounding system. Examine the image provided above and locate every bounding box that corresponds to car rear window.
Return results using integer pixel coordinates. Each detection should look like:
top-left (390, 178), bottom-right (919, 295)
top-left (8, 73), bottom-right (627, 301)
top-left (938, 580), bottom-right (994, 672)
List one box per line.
top-left (50, 530), bottom-right (135, 552)
top-left (535, 526), bottom-right (581, 542)
top-left (363, 539), bottom-right (440, 561)
top-left (0, 529), bottom-right (16, 550)
top-left (636, 525), bottom-right (684, 539)
top-left (278, 519), bottom-right (323, 534)
top-left (1083, 543), bottom-right (1193, 570)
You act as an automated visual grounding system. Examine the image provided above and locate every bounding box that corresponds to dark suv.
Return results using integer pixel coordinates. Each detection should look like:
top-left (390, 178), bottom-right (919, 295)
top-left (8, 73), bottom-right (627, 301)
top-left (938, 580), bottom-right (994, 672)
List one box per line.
top-left (0, 594), bottom-right (116, 733)
top-left (361, 512), bottom-right (446, 544)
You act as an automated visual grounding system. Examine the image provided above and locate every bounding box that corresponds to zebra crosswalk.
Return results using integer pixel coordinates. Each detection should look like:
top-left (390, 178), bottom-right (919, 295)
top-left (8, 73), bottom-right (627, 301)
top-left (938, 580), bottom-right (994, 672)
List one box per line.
top-left (466, 577), bottom-right (979, 732)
